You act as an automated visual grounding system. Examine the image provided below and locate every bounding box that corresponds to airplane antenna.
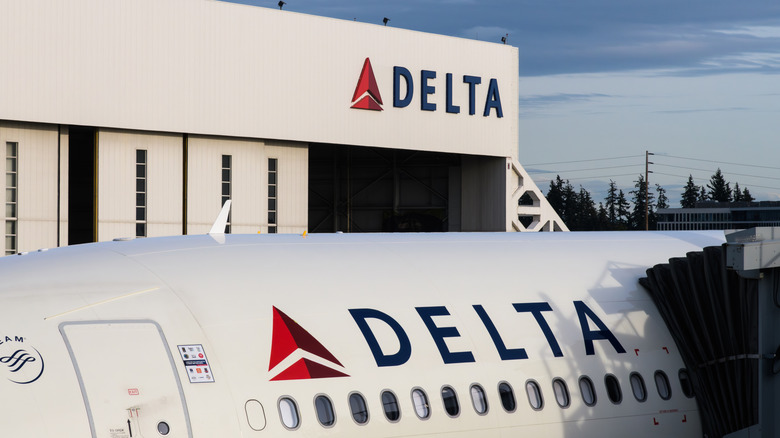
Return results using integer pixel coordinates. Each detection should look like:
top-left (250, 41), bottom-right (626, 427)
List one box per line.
top-left (209, 200), bottom-right (232, 234)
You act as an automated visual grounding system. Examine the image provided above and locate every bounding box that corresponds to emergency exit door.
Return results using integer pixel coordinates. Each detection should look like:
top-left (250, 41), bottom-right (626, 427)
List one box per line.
top-left (60, 320), bottom-right (192, 438)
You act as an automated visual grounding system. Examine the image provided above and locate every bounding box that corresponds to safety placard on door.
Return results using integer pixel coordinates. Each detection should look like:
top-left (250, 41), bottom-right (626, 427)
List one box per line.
top-left (177, 344), bottom-right (214, 383)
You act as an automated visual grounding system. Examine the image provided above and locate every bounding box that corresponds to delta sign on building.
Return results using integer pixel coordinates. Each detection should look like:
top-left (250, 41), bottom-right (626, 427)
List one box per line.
top-left (0, 0), bottom-right (564, 254)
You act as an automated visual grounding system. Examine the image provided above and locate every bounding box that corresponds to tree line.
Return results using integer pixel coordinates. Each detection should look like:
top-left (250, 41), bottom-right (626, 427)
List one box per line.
top-left (546, 168), bottom-right (754, 231)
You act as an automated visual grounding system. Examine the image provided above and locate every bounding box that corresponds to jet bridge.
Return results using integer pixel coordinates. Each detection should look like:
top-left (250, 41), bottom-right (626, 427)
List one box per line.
top-left (641, 227), bottom-right (780, 438)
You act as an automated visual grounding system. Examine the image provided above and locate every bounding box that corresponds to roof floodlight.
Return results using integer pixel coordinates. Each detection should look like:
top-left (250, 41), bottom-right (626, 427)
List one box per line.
top-left (501, 34), bottom-right (508, 44)
top-left (278, 1), bottom-right (285, 10)
top-left (383, 17), bottom-right (390, 26)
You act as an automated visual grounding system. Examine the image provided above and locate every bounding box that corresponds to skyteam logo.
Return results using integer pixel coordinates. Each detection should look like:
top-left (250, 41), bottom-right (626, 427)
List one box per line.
top-left (268, 307), bottom-right (348, 381)
top-left (0, 335), bottom-right (44, 385)
top-left (351, 58), bottom-right (383, 111)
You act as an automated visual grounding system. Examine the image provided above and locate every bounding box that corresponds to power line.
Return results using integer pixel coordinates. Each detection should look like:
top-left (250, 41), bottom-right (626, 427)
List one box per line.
top-left (525, 154), bottom-right (643, 166)
top-left (534, 172), bottom-right (643, 184)
top-left (654, 163), bottom-right (780, 182)
top-left (660, 154), bottom-right (780, 171)
top-left (653, 172), bottom-right (780, 191)
top-left (528, 164), bottom-right (642, 174)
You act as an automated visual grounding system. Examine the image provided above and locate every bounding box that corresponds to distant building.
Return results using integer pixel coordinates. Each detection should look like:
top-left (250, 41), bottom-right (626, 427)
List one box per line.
top-left (657, 202), bottom-right (780, 231)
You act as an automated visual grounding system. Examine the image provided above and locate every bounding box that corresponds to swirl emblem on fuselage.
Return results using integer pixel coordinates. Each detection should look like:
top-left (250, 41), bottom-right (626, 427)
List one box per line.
top-left (0, 343), bottom-right (45, 384)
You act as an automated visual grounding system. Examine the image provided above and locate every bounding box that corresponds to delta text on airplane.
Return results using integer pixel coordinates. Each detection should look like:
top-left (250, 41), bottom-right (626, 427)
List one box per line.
top-left (0, 229), bottom-right (725, 437)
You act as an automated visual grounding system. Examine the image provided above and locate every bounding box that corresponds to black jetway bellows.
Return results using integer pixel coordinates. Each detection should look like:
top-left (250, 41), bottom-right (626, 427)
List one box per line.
top-left (640, 244), bottom-right (759, 438)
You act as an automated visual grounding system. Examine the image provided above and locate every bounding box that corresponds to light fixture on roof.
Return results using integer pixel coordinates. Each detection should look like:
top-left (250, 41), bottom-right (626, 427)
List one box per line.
top-left (383, 17), bottom-right (390, 26)
top-left (278, 1), bottom-right (285, 10)
top-left (501, 34), bottom-right (508, 44)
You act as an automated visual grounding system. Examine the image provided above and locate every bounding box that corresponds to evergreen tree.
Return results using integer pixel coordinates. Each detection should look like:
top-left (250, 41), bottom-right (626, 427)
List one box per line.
top-left (616, 190), bottom-right (630, 230)
top-left (681, 175), bottom-right (699, 208)
top-left (699, 186), bottom-right (708, 202)
top-left (574, 186), bottom-right (598, 230)
top-left (707, 168), bottom-right (732, 202)
top-left (733, 182), bottom-right (742, 202)
top-left (742, 187), bottom-right (755, 202)
top-left (604, 180), bottom-right (619, 226)
top-left (597, 202), bottom-right (609, 230)
top-left (546, 176), bottom-right (565, 216)
top-left (629, 174), bottom-right (655, 230)
top-left (656, 184), bottom-right (669, 210)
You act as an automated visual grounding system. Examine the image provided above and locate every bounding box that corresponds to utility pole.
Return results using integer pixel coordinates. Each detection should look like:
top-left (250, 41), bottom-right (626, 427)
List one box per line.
top-left (645, 150), bottom-right (654, 231)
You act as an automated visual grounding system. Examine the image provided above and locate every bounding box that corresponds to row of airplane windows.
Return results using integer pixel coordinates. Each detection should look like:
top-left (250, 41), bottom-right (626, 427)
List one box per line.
top-left (276, 368), bottom-right (695, 430)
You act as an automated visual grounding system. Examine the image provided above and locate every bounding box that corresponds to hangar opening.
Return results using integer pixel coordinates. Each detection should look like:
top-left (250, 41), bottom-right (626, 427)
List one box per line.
top-left (308, 145), bottom-right (512, 233)
top-left (308, 145), bottom-right (459, 233)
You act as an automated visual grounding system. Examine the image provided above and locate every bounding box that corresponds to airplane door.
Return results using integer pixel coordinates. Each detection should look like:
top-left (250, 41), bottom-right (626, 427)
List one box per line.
top-left (60, 320), bottom-right (192, 438)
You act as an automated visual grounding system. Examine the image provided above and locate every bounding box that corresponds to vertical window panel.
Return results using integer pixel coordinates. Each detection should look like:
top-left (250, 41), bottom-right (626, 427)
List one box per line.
top-left (5, 142), bottom-right (18, 255)
top-left (221, 155), bottom-right (232, 233)
top-left (268, 158), bottom-right (277, 233)
top-left (135, 149), bottom-right (147, 237)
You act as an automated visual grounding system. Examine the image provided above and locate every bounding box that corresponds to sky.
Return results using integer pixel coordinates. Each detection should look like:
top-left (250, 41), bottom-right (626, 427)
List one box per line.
top-left (226, 0), bottom-right (780, 206)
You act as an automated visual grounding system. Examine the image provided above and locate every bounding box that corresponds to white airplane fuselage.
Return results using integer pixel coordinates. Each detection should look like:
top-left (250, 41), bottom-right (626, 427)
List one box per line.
top-left (0, 231), bottom-right (724, 437)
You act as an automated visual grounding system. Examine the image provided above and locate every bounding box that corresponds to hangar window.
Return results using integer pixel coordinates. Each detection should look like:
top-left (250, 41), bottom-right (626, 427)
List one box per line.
top-left (470, 384), bottom-right (488, 414)
top-left (268, 158), bottom-right (277, 233)
top-left (679, 369), bottom-right (694, 398)
top-left (278, 397), bottom-right (300, 430)
top-left (348, 392), bottom-right (369, 424)
top-left (630, 372), bottom-right (647, 402)
top-left (135, 149), bottom-right (147, 237)
top-left (525, 380), bottom-right (543, 410)
top-left (655, 370), bottom-right (672, 400)
top-left (579, 376), bottom-right (597, 407)
top-left (381, 390), bottom-right (400, 422)
top-left (604, 374), bottom-right (622, 404)
top-left (552, 378), bottom-right (570, 408)
top-left (498, 382), bottom-right (516, 412)
top-left (314, 395), bottom-right (335, 427)
top-left (5, 142), bottom-right (18, 255)
top-left (221, 155), bottom-right (232, 233)
top-left (411, 388), bottom-right (430, 419)
top-left (441, 386), bottom-right (460, 417)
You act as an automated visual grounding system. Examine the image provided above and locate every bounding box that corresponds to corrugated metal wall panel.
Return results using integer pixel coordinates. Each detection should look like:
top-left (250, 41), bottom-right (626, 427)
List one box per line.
top-left (0, 122), bottom-right (59, 252)
top-left (97, 129), bottom-right (183, 241)
top-left (266, 142), bottom-right (308, 234)
top-left (187, 136), bottom-right (265, 234)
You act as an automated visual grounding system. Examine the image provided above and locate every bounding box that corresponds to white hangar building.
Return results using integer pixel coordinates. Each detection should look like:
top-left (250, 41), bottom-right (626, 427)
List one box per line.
top-left (0, 0), bottom-right (565, 255)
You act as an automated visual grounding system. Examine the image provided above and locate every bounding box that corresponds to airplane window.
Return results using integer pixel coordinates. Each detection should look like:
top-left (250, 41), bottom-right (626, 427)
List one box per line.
top-left (314, 395), bottom-right (335, 427)
top-left (349, 392), bottom-right (369, 424)
top-left (579, 376), bottom-right (597, 407)
top-left (381, 390), bottom-right (401, 422)
top-left (498, 382), bottom-right (516, 412)
top-left (630, 372), bottom-right (647, 402)
top-left (604, 374), bottom-right (622, 404)
top-left (525, 380), bottom-right (543, 410)
top-left (470, 384), bottom-right (488, 415)
top-left (441, 386), bottom-right (460, 417)
top-left (679, 369), bottom-right (694, 398)
top-left (411, 388), bottom-right (431, 419)
top-left (278, 397), bottom-right (300, 430)
top-left (552, 378), bottom-right (570, 408)
top-left (655, 371), bottom-right (672, 400)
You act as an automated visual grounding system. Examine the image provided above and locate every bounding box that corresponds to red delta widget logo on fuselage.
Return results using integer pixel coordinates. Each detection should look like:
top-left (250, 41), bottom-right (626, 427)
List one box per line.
top-left (268, 302), bottom-right (626, 381)
top-left (350, 57), bottom-right (504, 118)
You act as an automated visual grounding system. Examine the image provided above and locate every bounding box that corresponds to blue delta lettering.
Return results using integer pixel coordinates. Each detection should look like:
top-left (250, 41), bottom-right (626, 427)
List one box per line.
top-left (392, 67), bottom-right (503, 118)
top-left (349, 301), bottom-right (626, 367)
